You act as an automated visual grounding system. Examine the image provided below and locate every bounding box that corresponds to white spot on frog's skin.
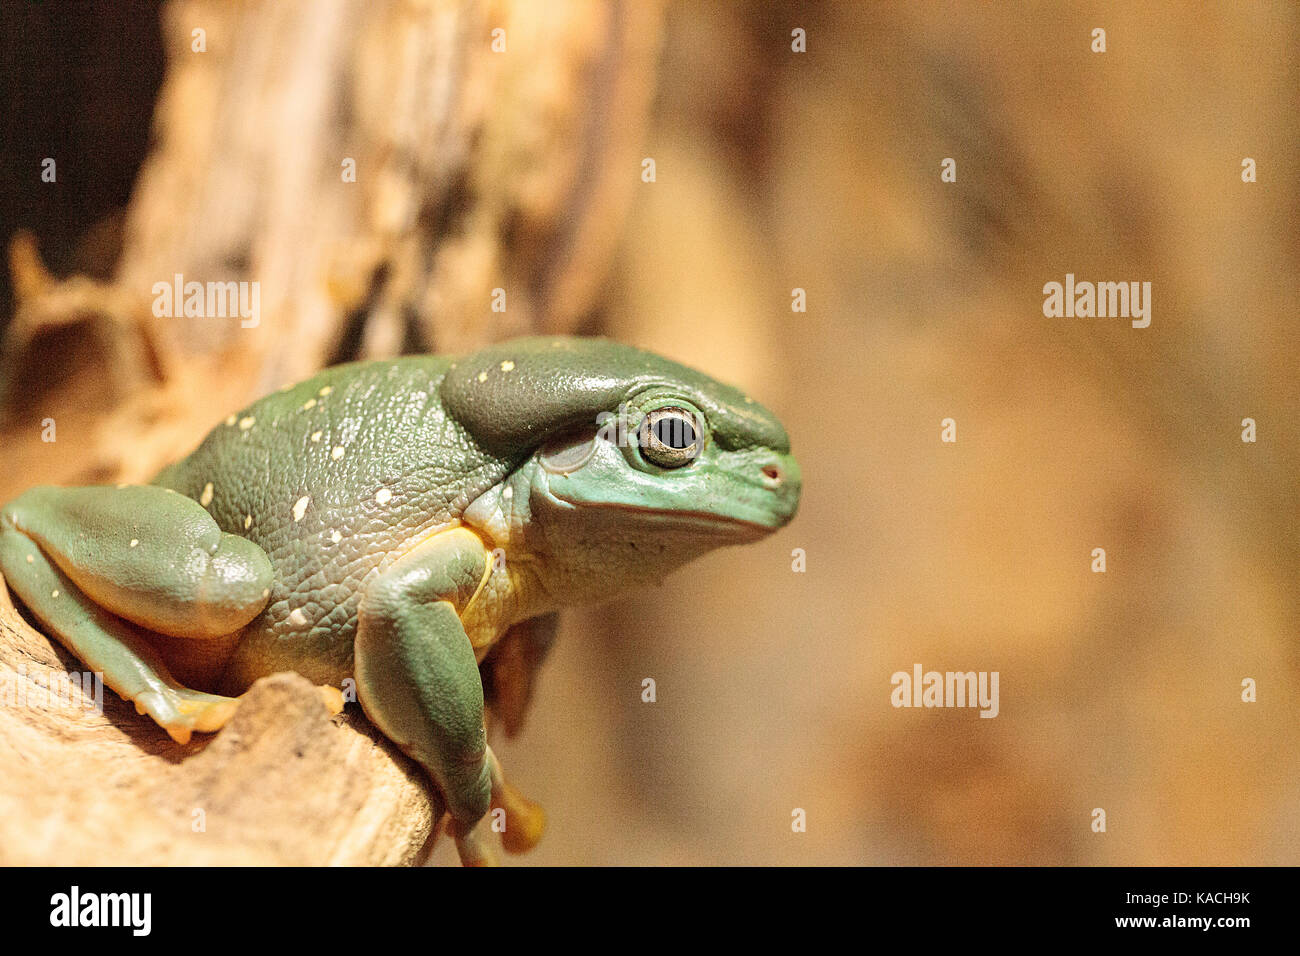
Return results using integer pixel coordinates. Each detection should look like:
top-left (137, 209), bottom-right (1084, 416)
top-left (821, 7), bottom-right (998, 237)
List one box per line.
top-left (318, 386), bottom-right (333, 397)
top-left (374, 487), bottom-right (393, 506)
top-left (288, 608), bottom-right (309, 626)
top-left (200, 482), bottom-right (214, 507)
top-left (129, 539), bottom-right (139, 548)
top-left (292, 496), bottom-right (311, 522)
top-left (51, 590), bottom-right (59, 598)
top-left (500, 360), bottom-right (515, 372)
top-left (477, 371), bottom-right (488, 383)
top-left (502, 486), bottom-right (513, 501)
top-left (261, 588), bottom-right (270, 599)
top-left (244, 514), bottom-right (253, 530)
top-left (330, 529), bottom-right (342, 543)
top-left (225, 414), bottom-right (237, 426)
top-left (302, 398), bottom-right (317, 411)
top-left (25, 554), bottom-right (33, 563)
top-left (332, 446), bottom-right (345, 460)
top-left (239, 416), bottom-right (256, 431)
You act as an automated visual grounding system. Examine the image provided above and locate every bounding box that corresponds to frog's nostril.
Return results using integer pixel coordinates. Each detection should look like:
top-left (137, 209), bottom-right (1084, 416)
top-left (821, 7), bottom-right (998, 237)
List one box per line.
top-left (761, 463), bottom-right (782, 485)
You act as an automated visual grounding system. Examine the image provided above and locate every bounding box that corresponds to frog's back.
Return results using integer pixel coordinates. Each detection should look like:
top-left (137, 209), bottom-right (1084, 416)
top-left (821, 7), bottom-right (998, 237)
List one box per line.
top-left (153, 356), bottom-right (513, 688)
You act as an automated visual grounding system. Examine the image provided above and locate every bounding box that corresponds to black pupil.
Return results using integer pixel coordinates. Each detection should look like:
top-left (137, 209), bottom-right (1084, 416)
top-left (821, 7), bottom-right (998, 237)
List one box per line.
top-left (653, 416), bottom-right (695, 450)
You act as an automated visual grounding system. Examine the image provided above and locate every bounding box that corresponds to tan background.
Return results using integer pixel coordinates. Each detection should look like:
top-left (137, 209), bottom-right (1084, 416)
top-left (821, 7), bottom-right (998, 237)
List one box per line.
top-left (447, 1), bottom-right (1300, 865)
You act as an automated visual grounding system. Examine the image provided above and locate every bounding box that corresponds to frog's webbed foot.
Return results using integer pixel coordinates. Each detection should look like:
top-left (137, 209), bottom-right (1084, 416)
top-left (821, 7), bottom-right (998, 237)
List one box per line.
top-left (316, 684), bottom-right (345, 715)
top-left (135, 682), bottom-right (341, 745)
top-left (133, 685), bottom-right (241, 745)
top-left (488, 747), bottom-right (546, 854)
top-left (442, 747), bottom-right (546, 865)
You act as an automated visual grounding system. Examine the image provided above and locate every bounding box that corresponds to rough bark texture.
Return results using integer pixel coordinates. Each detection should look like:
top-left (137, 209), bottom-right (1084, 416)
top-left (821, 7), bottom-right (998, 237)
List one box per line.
top-left (0, 0), bottom-right (662, 864)
top-left (0, 578), bottom-right (440, 865)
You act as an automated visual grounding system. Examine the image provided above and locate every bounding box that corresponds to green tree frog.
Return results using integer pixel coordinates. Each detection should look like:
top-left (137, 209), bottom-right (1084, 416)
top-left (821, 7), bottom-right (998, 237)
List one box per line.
top-left (0, 336), bottom-right (800, 864)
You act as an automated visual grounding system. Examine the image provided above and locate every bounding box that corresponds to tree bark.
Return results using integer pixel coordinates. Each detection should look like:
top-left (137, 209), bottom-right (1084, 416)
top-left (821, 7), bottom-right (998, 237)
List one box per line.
top-left (0, 0), bottom-right (663, 864)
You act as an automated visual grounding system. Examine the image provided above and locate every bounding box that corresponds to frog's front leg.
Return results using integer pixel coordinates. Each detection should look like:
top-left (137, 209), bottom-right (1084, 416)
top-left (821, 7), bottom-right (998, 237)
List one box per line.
top-left (0, 485), bottom-right (273, 743)
top-left (354, 526), bottom-right (514, 866)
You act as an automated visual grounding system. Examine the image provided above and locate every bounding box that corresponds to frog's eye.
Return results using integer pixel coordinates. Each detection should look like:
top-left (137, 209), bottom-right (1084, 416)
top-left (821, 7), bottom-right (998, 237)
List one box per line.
top-left (638, 407), bottom-right (701, 468)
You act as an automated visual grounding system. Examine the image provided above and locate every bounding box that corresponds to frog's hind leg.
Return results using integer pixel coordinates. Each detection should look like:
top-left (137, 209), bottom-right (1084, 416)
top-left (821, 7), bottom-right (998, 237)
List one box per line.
top-left (0, 485), bottom-right (275, 743)
top-left (0, 524), bottom-right (236, 743)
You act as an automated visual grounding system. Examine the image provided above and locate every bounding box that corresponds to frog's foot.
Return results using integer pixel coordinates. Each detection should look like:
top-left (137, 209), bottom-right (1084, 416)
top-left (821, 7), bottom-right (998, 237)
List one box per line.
top-left (488, 747), bottom-right (547, 854)
top-left (445, 749), bottom-right (544, 863)
top-left (316, 683), bottom-right (345, 716)
top-left (136, 681), bottom-right (341, 745)
top-left (450, 817), bottom-right (500, 867)
top-left (132, 685), bottom-right (241, 745)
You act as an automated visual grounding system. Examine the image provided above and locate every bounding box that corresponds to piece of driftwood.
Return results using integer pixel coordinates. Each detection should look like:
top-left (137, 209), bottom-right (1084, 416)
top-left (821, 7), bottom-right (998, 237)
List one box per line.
top-left (0, 0), bottom-right (663, 864)
top-left (0, 577), bottom-right (441, 865)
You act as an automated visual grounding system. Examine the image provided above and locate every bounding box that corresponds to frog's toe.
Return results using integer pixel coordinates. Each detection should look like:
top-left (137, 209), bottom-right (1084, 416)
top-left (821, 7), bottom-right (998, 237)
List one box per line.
top-left (488, 747), bottom-right (547, 854)
top-left (133, 687), bottom-right (240, 744)
top-left (136, 682), bottom-right (338, 745)
top-left (316, 684), bottom-right (345, 716)
top-left (183, 694), bottom-right (241, 734)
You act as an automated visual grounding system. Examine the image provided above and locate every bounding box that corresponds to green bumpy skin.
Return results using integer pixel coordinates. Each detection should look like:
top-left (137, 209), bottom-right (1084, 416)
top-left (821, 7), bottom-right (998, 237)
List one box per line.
top-left (0, 335), bottom-right (801, 864)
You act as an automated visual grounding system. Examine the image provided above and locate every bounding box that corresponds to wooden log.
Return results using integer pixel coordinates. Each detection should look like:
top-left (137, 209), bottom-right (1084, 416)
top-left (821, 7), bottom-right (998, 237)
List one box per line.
top-left (0, 0), bottom-right (664, 864)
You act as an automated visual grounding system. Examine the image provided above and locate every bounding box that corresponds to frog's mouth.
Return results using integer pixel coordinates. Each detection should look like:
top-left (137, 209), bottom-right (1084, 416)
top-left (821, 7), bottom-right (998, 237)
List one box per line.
top-left (581, 502), bottom-right (778, 541)
top-left (532, 441), bottom-right (801, 540)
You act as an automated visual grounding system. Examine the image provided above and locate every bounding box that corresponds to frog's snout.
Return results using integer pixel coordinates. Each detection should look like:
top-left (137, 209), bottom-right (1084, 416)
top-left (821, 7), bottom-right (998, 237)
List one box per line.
top-left (760, 460), bottom-right (788, 487)
top-left (759, 453), bottom-right (801, 526)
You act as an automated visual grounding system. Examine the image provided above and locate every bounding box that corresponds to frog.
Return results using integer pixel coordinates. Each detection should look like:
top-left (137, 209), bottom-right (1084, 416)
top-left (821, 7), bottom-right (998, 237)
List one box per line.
top-left (0, 335), bottom-right (801, 865)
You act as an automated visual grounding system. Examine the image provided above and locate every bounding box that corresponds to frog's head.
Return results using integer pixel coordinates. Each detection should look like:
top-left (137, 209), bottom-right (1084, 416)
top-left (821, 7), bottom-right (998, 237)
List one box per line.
top-left (444, 337), bottom-right (800, 603)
